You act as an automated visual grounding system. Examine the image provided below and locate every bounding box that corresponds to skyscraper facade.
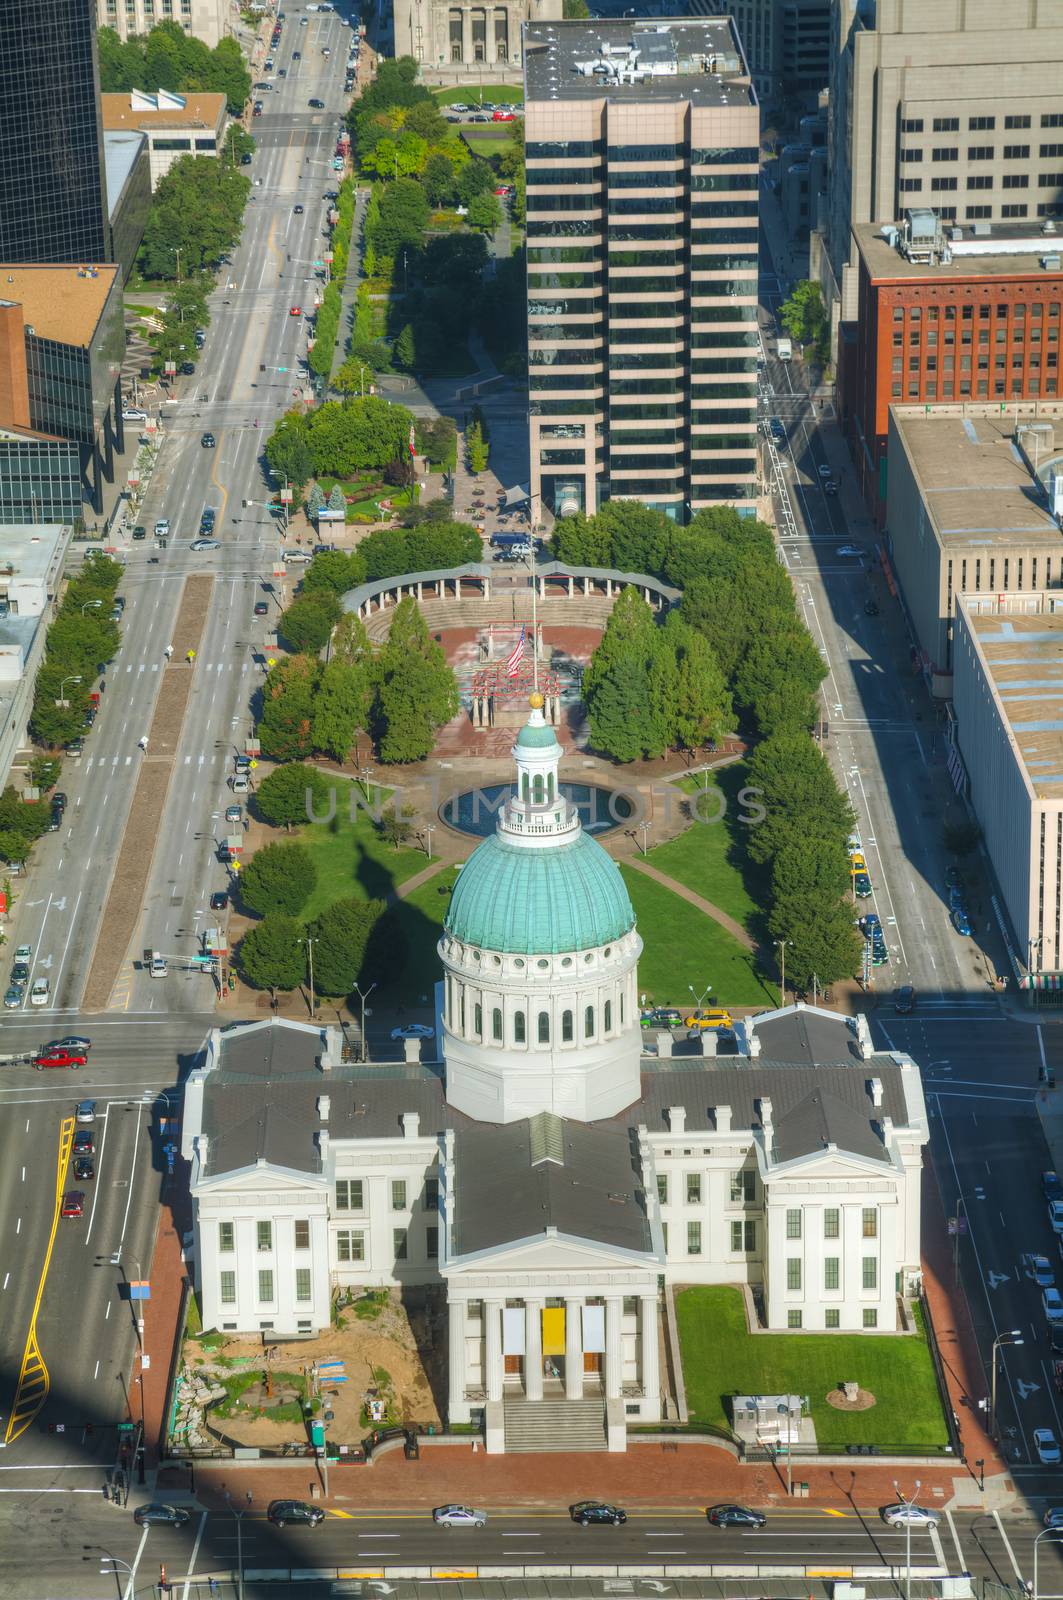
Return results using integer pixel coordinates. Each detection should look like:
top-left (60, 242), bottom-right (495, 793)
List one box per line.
top-left (523, 18), bottom-right (760, 524)
top-left (0, 0), bottom-right (111, 264)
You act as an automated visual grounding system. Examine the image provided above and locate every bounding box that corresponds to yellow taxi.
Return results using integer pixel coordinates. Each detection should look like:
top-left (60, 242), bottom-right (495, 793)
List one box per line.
top-left (685, 1008), bottom-right (733, 1031)
top-left (849, 851), bottom-right (867, 874)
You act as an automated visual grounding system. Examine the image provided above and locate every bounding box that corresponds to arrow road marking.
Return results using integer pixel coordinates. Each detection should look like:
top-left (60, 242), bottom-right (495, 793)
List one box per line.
top-left (988, 1270), bottom-right (1010, 1289)
top-left (1018, 1379), bottom-right (1042, 1399)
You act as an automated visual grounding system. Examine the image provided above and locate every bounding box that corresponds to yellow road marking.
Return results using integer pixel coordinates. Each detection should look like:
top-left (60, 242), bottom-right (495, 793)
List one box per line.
top-left (5, 1115), bottom-right (74, 1445)
top-left (823, 1508), bottom-right (848, 1518)
top-left (327, 1509), bottom-right (354, 1519)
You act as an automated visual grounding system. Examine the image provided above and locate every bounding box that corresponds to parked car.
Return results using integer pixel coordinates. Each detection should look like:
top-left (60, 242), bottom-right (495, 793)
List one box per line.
top-left (209, 892), bottom-right (228, 912)
top-left (1044, 1172), bottom-right (1063, 1201)
top-left (707, 1504), bottom-right (767, 1529)
top-left (45, 1036), bottom-right (90, 1052)
top-left (570, 1501), bottom-right (627, 1525)
top-left (684, 1008), bottom-right (733, 1032)
top-left (951, 905), bottom-right (972, 937)
top-left (34, 1049), bottom-right (86, 1070)
top-left (653, 1007), bottom-right (684, 1029)
top-left (1049, 1199), bottom-right (1063, 1235)
top-left (1045, 1287), bottom-right (1063, 1324)
top-left (268, 1500), bottom-right (325, 1528)
top-left (73, 1129), bottom-right (94, 1155)
top-left (73, 1156), bottom-right (95, 1181)
top-left (864, 598), bottom-right (879, 616)
top-left (11, 962), bottom-right (29, 983)
top-left (1024, 1252), bottom-right (1056, 1287)
top-left (894, 985), bottom-right (915, 1013)
top-left (30, 978), bottom-right (50, 1007)
top-left (853, 872), bottom-right (873, 898)
top-left (3, 985), bottom-right (22, 1009)
top-left (392, 1024), bottom-right (435, 1040)
top-left (836, 544), bottom-right (863, 558)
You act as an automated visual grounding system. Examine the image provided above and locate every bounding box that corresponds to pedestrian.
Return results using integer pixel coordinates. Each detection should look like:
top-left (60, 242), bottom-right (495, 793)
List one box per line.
top-left (245, 1489), bottom-right (253, 1506)
top-left (138, 735), bottom-right (148, 752)
top-left (164, 644), bottom-right (173, 660)
top-left (209, 1579), bottom-right (219, 1597)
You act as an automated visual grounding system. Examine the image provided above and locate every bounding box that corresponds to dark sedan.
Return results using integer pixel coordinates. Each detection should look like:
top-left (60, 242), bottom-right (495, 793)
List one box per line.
top-left (571, 1501), bottom-right (627, 1525)
top-left (707, 1503), bottom-right (767, 1529)
top-left (268, 1499), bottom-right (326, 1528)
top-left (133, 1503), bottom-right (191, 1527)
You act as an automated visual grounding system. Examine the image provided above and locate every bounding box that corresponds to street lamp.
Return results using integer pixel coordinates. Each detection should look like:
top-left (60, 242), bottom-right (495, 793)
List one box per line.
top-left (81, 598), bottom-right (102, 616)
top-left (951, 1193), bottom-right (968, 1285)
top-left (57, 673), bottom-right (82, 709)
top-left (359, 764), bottom-right (375, 803)
top-left (1034, 1526), bottom-right (1063, 1600)
top-left (352, 980), bottom-right (376, 1063)
top-left (892, 1478), bottom-right (922, 1600)
top-left (688, 981), bottom-right (712, 1013)
top-left (989, 1329), bottom-right (1024, 1440)
top-left (423, 823), bottom-right (435, 860)
top-left (223, 1491), bottom-right (245, 1600)
top-left (775, 937), bottom-right (793, 1007)
top-left (300, 935), bottom-right (316, 1019)
top-left (98, 1555), bottom-right (132, 1600)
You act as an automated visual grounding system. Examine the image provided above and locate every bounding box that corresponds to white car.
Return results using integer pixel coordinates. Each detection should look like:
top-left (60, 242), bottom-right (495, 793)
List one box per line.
top-left (1036, 1428), bottom-right (1062, 1465)
top-left (817, 463), bottom-right (833, 478)
top-left (75, 1100), bottom-right (96, 1123)
top-left (433, 1504), bottom-right (487, 1528)
top-left (392, 1024), bottom-right (435, 1041)
top-left (122, 407), bottom-right (148, 422)
top-left (1045, 1287), bottom-right (1063, 1323)
top-left (1049, 1199), bottom-right (1063, 1235)
top-left (281, 547), bottom-right (313, 563)
top-left (836, 544), bottom-right (863, 558)
top-left (881, 1503), bottom-right (940, 1528)
top-left (30, 977), bottom-right (50, 1007)
top-left (154, 519), bottom-right (170, 538)
top-left (15, 944), bottom-right (32, 962)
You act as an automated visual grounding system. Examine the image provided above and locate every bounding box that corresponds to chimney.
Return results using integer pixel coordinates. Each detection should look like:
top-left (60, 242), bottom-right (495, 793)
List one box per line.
top-left (868, 1077), bottom-right (883, 1109)
top-left (403, 1035), bottom-right (422, 1064)
top-left (317, 1129), bottom-right (329, 1163)
top-left (881, 1115), bottom-right (894, 1144)
top-left (402, 1111), bottom-right (421, 1140)
top-left (667, 1104), bottom-right (686, 1135)
top-left (854, 1014), bottom-right (875, 1059)
top-left (317, 1094), bottom-right (331, 1121)
top-left (698, 1029), bottom-right (717, 1057)
top-left (747, 1026), bottom-right (762, 1058)
top-left (656, 1030), bottom-right (673, 1058)
top-left (759, 1096), bottom-right (773, 1140)
top-left (715, 1104), bottom-right (731, 1134)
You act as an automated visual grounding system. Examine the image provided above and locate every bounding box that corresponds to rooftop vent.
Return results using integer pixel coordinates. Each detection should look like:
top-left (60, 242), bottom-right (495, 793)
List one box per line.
top-left (530, 1109), bottom-right (565, 1166)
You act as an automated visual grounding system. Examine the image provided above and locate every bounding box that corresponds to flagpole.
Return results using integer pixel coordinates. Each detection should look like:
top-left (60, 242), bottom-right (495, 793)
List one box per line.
top-left (530, 549), bottom-right (538, 693)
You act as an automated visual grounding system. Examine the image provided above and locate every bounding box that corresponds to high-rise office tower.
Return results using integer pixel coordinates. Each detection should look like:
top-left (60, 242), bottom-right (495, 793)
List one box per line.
top-left (524, 18), bottom-right (760, 524)
top-left (0, 0), bottom-right (111, 264)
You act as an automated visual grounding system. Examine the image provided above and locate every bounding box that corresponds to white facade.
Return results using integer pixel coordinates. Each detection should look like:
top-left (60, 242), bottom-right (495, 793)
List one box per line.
top-left (97, 0), bottom-right (231, 48)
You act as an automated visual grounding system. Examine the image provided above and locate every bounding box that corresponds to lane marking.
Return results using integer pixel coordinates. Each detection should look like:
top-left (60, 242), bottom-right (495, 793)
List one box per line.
top-left (993, 1508), bottom-right (1025, 1587)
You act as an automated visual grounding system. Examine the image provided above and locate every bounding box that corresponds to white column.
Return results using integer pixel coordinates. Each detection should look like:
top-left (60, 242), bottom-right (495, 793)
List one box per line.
top-left (448, 1298), bottom-right (466, 1412)
top-left (525, 1297), bottom-right (544, 1402)
top-left (604, 1295), bottom-right (623, 1401)
top-left (485, 1297), bottom-right (504, 1403)
top-left (640, 1293), bottom-right (660, 1405)
top-left (565, 1295), bottom-right (583, 1400)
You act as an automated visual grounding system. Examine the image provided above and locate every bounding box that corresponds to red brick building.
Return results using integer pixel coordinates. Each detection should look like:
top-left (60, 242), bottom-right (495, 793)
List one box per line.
top-left (838, 213), bottom-right (1063, 524)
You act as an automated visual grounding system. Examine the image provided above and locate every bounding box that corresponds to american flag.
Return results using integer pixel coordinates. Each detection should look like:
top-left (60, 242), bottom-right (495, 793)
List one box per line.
top-left (506, 627), bottom-right (525, 676)
top-left (409, 423), bottom-right (416, 455)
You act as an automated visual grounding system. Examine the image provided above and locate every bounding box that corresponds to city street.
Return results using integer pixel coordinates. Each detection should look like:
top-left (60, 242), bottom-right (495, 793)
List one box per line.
top-left (3, 5), bottom-right (354, 1021)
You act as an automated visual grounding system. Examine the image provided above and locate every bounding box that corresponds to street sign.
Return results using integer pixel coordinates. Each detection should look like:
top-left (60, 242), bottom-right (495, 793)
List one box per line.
top-left (129, 1282), bottom-right (151, 1301)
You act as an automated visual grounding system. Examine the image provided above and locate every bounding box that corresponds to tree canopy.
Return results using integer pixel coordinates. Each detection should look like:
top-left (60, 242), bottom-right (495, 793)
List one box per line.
top-left (237, 913), bottom-right (306, 992)
top-left (98, 21), bottom-right (251, 111)
top-left (139, 153), bottom-right (250, 280)
top-left (254, 763), bottom-right (332, 831)
top-left (240, 841), bottom-right (317, 918)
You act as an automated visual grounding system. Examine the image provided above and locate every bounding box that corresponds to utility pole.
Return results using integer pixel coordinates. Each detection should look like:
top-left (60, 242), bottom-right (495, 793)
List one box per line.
top-left (990, 1329), bottom-right (1023, 1439)
top-left (352, 982), bottom-right (376, 1062)
top-left (775, 937), bottom-right (793, 1007)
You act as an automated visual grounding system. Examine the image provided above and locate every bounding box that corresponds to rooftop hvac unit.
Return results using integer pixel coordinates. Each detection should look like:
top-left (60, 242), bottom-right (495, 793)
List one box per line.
top-left (1043, 254), bottom-right (1062, 271)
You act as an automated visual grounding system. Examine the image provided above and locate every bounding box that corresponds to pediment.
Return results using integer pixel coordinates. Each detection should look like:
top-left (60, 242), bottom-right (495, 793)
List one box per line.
top-left (447, 1229), bottom-right (660, 1275)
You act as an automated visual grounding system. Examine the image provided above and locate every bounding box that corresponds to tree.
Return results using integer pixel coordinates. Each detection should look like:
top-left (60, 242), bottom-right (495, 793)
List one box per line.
top-left (240, 841), bottom-right (317, 918)
top-left (422, 151), bottom-right (457, 206)
top-left (466, 419), bottom-right (489, 473)
top-left (139, 152), bottom-right (250, 279)
top-left (302, 549), bottom-right (366, 596)
top-left (366, 176), bottom-right (429, 259)
top-left (306, 396), bottom-right (415, 478)
top-left (331, 612), bottom-right (374, 666)
top-left (404, 98), bottom-right (450, 143)
top-left (466, 191), bottom-right (502, 232)
top-left (583, 589), bottom-right (674, 761)
top-left (266, 412), bottom-right (314, 493)
top-left (259, 654), bottom-right (322, 761)
top-left (771, 891), bottom-right (861, 992)
top-left (375, 603), bottom-right (459, 760)
top-left (393, 323), bottom-right (416, 372)
top-left (770, 835), bottom-right (851, 906)
top-left (457, 159), bottom-right (494, 205)
top-left (563, 0), bottom-right (590, 14)
top-left (595, 500), bottom-right (672, 575)
top-left (309, 896), bottom-right (386, 995)
top-left (312, 658), bottom-right (372, 762)
top-left (745, 732), bottom-right (855, 868)
top-left (665, 615), bottom-right (733, 753)
top-left (779, 279), bottom-right (829, 365)
top-left (306, 483), bottom-right (326, 520)
top-left (238, 913), bottom-right (306, 993)
top-left (379, 804), bottom-right (416, 849)
top-left (279, 592), bottom-right (342, 655)
top-left (328, 483), bottom-right (347, 515)
top-left (733, 627), bottom-right (826, 736)
top-left (255, 763), bottom-right (332, 832)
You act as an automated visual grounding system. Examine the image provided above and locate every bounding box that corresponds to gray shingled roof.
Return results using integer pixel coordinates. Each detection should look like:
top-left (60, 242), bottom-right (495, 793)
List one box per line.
top-left (452, 1118), bottom-right (653, 1257)
top-left (772, 1087), bottom-right (889, 1165)
top-left (749, 1009), bottom-right (869, 1067)
top-left (629, 1060), bottom-right (907, 1149)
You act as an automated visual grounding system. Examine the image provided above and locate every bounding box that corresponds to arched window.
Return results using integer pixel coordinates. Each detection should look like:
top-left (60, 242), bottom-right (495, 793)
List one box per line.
top-left (521, 773), bottom-right (530, 802)
top-left (460, 991), bottom-right (466, 1033)
top-left (604, 999), bottom-right (612, 1033)
top-left (492, 1006), bottom-right (503, 1042)
top-left (474, 1003), bottom-right (482, 1038)
top-left (585, 1005), bottom-right (594, 1039)
top-left (538, 1010), bottom-right (550, 1043)
top-left (547, 772), bottom-right (555, 801)
top-left (620, 993), bottom-right (625, 1025)
top-left (532, 773), bottom-right (545, 804)
top-left (514, 1010), bottom-right (526, 1044)
top-left (562, 1009), bottom-right (573, 1042)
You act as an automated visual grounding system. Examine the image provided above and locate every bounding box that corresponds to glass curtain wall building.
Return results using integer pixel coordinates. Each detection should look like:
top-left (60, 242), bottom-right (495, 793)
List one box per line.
top-left (523, 18), bottom-right (760, 523)
top-left (0, 0), bottom-right (111, 264)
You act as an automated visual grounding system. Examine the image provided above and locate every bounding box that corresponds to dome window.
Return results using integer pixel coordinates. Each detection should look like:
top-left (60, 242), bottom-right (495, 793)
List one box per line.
top-left (472, 950), bottom-right (481, 961)
top-left (492, 955), bottom-right (502, 967)
top-left (584, 1005), bottom-right (595, 1039)
top-left (492, 1007), bottom-right (503, 1042)
top-left (584, 953), bottom-right (593, 964)
top-left (537, 1011), bottom-right (550, 1043)
top-left (537, 958), bottom-right (549, 970)
top-left (562, 1009), bottom-right (573, 1042)
top-left (514, 958), bottom-right (525, 970)
top-left (604, 1000), bottom-right (612, 1033)
top-left (604, 946), bottom-right (612, 957)
top-left (514, 1010), bottom-right (526, 1044)
top-left (561, 957), bottom-right (573, 968)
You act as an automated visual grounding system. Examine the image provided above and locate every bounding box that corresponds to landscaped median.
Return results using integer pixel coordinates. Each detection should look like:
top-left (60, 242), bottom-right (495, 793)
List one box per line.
top-left (674, 1286), bottom-right (950, 1453)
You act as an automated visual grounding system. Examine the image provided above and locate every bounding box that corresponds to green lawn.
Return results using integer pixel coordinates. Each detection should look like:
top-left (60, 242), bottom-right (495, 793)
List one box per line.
top-left (619, 864), bottom-right (774, 1010)
top-left (648, 764), bottom-right (766, 940)
top-left (675, 1287), bottom-right (948, 1450)
top-left (382, 863), bottom-right (462, 1001)
top-left (296, 776), bottom-right (428, 922)
top-left (316, 476), bottom-right (413, 522)
top-left (433, 84), bottom-right (523, 104)
top-left (460, 130), bottom-right (514, 157)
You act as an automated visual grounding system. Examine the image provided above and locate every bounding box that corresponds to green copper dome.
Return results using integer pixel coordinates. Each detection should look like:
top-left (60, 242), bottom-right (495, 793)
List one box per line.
top-left (515, 721), bottom-right (560, 749)
top-left (446, 830), bottom-right (636, 954)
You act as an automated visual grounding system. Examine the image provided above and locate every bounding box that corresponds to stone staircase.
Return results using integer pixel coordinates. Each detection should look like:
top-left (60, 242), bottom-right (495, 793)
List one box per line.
top-left (364, 594), bottom-right (619, 641)
top-left (503, 1395), bottom-right (608, 1452)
